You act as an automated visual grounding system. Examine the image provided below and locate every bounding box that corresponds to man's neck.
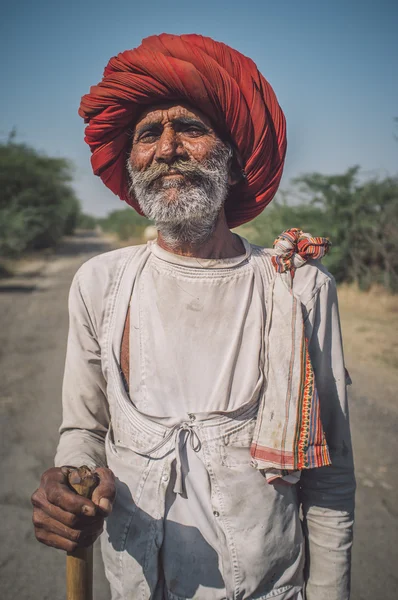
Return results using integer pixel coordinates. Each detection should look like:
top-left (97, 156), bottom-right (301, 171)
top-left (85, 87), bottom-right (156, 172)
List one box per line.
top-left (156, 212), bottom-right (245, 259)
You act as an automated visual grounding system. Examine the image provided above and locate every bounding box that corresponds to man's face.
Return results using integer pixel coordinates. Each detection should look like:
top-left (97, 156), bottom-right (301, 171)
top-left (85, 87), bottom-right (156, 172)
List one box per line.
top-left (127, 103), bottom-right (232, 247)
top-left (129, 104), bottom-right (223, 198)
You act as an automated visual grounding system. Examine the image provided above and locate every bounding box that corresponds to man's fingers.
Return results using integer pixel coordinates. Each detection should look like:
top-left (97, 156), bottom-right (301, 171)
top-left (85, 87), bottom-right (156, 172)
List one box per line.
top-left (45, 484), bottom-right (96, 516)
top-left (39, 468), bottom-right (97, 516)
top-left (91, 467), bottom-right (116, 514)
top-left (33, 508), bottom-right (103, 542)
top-left (32, 466), bottom-right (110, 551)
top-left (34, 528), bottom-right (79, 553)
top-left (32, 487), bottom-right (104, 529)
top-left (32, 488), bottom-right (80, 527)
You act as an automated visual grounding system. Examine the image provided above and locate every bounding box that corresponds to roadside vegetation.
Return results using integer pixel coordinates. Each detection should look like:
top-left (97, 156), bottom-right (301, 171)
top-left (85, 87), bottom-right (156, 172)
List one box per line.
top-left (237, 167), bottom-right (398, 293)
top-left (97, 208), bottom-right (150, 243)
top-left (1, 133), bottom-right (396, 294)
top-left (0, 135), bottom-right (81, 261)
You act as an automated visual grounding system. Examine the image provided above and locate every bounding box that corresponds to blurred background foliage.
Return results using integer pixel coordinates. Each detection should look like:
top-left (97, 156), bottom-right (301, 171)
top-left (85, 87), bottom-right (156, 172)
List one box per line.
top-left (0, 135), bottom-right (81, 256)
top-left (237, 166), bottom-right (398, 292)
top-left (1, 136), bottom-right (397, 292)
top-left (97, 208), bottom-right (149, 242)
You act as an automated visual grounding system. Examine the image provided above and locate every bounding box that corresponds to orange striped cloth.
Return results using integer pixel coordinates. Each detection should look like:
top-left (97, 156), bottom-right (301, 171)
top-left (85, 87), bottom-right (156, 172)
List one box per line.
top-left (272, 228), bottom-right (331, 275)
top-left (250, 229), bottom-right (332, 482)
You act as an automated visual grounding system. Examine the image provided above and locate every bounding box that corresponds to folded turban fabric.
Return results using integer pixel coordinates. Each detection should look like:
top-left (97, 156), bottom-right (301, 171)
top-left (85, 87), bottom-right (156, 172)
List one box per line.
top-left (79, 34), bottom-right (287, 228)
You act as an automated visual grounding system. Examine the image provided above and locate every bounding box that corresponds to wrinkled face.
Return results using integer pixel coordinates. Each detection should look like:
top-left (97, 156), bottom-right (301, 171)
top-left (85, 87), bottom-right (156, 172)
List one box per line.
top-left (129, 103), bottom-right (225, 198)
top-left (127, 103), bottom-right (232, 247)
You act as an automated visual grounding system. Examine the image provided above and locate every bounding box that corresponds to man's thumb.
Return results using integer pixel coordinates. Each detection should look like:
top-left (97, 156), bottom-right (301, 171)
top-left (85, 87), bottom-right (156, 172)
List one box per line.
top-left (91, 467), bottom-right (116, 515)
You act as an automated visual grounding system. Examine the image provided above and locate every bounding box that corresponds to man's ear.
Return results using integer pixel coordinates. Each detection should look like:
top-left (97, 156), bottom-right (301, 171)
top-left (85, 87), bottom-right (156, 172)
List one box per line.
top-left (228, 167), bottom-right (243, 186)
top-left (227, 145), bottom-right (245, 186)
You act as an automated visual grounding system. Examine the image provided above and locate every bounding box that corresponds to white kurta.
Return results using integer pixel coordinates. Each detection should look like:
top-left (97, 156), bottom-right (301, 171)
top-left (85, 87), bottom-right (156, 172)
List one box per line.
top-left (56, 237), bottom-right (354, 600)
top-left (129, 238), bottom-right (262, 416)
top-left (129, 238), bottom-right (264, 597)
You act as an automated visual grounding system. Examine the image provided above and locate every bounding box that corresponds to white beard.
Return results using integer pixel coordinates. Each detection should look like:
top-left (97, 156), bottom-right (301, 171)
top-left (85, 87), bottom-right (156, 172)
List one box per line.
top-left (126, 143), bottom-right (231, 248)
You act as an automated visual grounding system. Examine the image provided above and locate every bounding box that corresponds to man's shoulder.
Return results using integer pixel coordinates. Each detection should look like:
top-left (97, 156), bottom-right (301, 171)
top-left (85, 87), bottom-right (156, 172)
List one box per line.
top-left (76, 243), bottom-right (147, 281)
top-left (72, 243), bottom-right (149, 307)
top-left (293, 258), bottom-right (335, 307)
top-left (250, 242), bottom-right (335, 306)
top-left (69, 243), bottom-right (150, 326)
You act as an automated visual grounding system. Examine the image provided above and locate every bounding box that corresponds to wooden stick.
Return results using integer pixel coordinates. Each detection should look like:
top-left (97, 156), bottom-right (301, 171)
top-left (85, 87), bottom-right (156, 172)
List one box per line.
top-left (66, 466), bottom-right (99, 600)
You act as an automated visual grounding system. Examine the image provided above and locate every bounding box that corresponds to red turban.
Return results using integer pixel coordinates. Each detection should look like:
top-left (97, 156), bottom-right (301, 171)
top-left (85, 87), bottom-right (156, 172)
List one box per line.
top-left (79, 34), bottom-right (287, 228)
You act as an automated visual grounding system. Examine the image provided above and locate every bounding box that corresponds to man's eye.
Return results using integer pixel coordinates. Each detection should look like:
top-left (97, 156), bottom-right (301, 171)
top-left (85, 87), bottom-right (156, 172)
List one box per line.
top-left (139, 132), bottom-right (159, 142)
top-left (184, 127), bottom-right (204, 136)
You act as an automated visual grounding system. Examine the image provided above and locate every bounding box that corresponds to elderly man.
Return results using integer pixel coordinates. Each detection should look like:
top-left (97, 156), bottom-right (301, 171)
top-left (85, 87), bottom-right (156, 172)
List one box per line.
top-left (31, 34), bottom-right (355, 600)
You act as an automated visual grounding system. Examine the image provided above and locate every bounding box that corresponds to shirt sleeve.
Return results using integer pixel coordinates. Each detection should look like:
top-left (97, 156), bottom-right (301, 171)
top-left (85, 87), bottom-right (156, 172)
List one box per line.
top-left (299, 276), bottom-right (356, 600)
top-left (54, 270), bottom-right (110, 469)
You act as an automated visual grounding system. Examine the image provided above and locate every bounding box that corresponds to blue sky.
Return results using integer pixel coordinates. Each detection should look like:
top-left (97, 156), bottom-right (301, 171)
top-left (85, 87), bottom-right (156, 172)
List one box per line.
top-left (1, 0), bottom-right (397, 216)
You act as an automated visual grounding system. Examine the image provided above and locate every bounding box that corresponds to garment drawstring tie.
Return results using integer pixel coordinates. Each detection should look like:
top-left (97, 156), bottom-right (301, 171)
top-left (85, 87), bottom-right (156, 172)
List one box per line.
top-left (129, 422), bottom-right (202, 495)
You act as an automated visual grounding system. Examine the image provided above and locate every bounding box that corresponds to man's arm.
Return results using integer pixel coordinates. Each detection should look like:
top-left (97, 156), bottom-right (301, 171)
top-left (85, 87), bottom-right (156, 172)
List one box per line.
top-left (55, 269), bottom-right (110, 469)
top-left (32, 267), bottom-right (115, 550)
top-left (300, 276), bottom-right (356, 600)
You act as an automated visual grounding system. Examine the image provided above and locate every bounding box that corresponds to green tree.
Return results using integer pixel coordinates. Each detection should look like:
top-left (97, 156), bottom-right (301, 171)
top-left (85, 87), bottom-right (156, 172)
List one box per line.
top-left (237, 192), bottom-right (326, 250)
top-left (0, 140), bottom-right (81, 256)
top-left (292, 167), bottom-right (398, 290)
top-left (291, 166), bottom-right (361, 282)
top-left (99, 208), bottom-right (150, 241)
top-left (241, 167), bottom-right (398, 292)
top-left (77, 213), bottom-right (98, 230)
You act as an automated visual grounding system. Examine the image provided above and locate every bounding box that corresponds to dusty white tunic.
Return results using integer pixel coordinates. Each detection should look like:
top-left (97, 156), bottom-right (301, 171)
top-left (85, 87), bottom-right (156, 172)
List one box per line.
top-left (56, 237), bottom-right (355, 600)
top-left (129, 237), bottom-right (262, 416)
top-left (129, 238), bottom-right (263, 597)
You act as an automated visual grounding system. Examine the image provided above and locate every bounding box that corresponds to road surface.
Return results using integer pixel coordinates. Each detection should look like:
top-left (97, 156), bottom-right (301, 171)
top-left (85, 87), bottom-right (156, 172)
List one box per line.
top-left (0, 231), bottom-right (397, 599)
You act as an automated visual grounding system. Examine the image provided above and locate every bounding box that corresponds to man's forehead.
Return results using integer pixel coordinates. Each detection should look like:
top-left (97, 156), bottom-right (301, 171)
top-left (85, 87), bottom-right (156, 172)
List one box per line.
top-left (134, 103), bottom-right (214, 129)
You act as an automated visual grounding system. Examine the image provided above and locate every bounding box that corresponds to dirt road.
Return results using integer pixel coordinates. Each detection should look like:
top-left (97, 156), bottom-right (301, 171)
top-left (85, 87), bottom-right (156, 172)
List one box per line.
top-left (0, 233), bottom-right (111, 600)
top-left (0, 232), bottom-right (397, 600)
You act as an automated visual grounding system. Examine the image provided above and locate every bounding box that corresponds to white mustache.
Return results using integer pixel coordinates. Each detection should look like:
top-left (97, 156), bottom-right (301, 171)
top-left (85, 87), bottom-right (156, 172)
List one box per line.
top-left (134, 160), bottom-right (219, 189)
top-left (129, 141), bottom-right (232, 190)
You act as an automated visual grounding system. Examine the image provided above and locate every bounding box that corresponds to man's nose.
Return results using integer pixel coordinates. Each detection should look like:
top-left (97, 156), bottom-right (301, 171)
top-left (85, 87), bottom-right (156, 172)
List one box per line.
top-left (155, 128), bottom-right (184, 164)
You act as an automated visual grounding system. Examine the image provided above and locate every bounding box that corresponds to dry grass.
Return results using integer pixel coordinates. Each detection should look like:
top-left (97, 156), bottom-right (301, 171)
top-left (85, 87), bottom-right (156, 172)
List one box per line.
top-left (0, 250), bottom-right (53, 279)
top-left (338, 285), bottom-right (398, 409)
top-left (338, 285), bottom-right (398, 369)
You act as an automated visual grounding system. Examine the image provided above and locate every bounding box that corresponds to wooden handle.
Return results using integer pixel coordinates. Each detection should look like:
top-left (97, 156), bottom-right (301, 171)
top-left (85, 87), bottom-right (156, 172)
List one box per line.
top-left (66, 466), bottom-right (99, 600)
top-left (68, 466), bottom-right (99, 499)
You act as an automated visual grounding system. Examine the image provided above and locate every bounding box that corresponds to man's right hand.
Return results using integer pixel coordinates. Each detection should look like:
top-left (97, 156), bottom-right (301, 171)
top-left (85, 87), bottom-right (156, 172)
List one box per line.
top-left (31, 466), bottom-right (116, 552)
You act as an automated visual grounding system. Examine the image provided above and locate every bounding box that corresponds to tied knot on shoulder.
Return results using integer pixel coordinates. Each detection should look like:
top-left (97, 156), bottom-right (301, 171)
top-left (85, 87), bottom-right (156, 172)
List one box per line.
top-left (272, 228), bottom-right (331, 275)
